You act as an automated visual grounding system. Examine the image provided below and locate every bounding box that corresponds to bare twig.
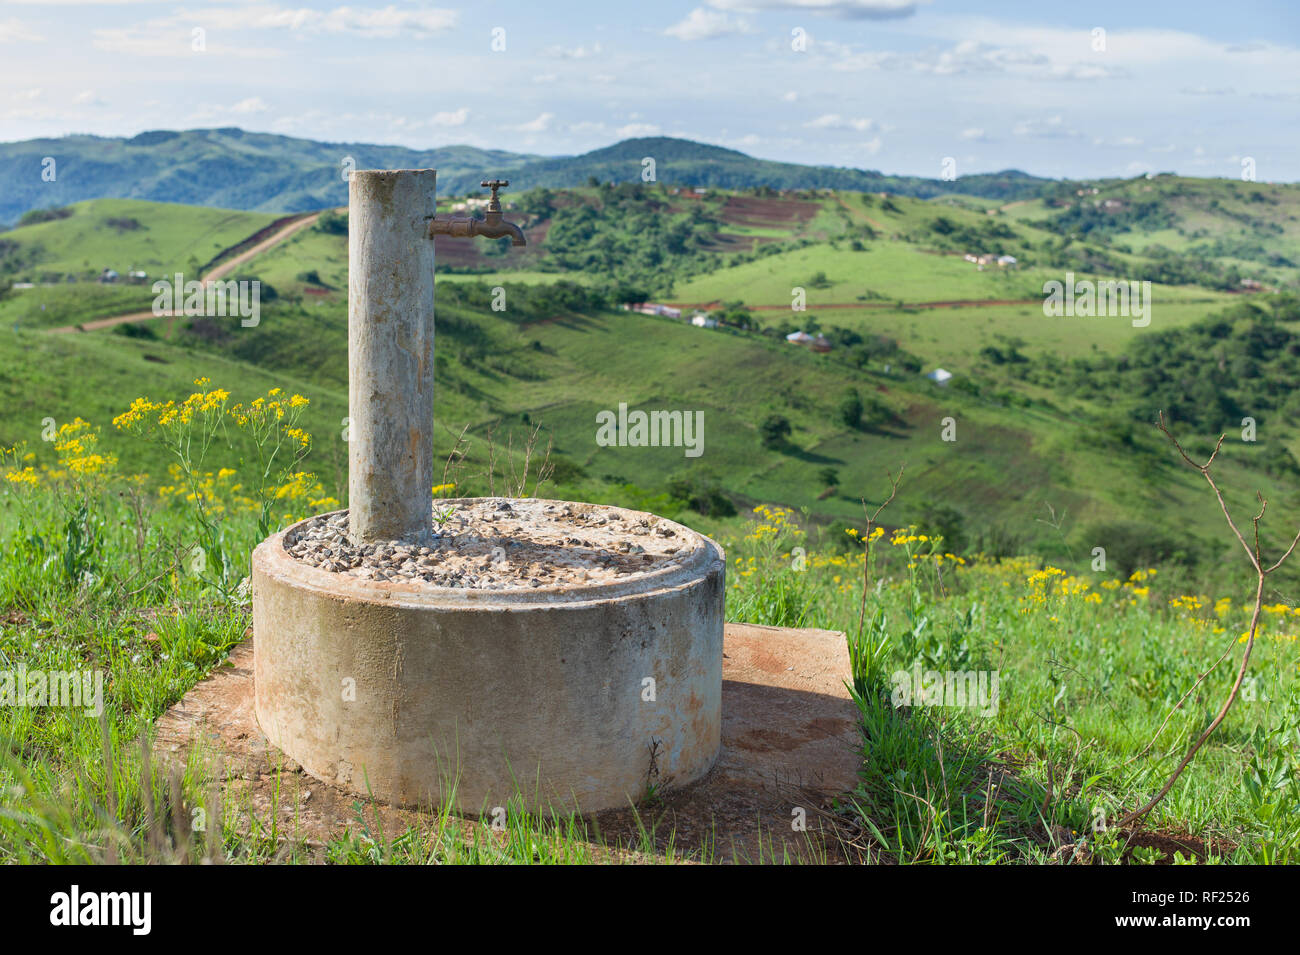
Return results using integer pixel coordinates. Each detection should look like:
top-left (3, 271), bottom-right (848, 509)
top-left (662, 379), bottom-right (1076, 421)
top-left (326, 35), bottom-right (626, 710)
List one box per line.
top-left (856, 465), bottom-right (905, 644)
top-left (440, 423), bottom-right (471, 492)
top-left (1124, 637), bottom-right (1237, 767)
top-left (1114, 412), bottom-right (1296, 829)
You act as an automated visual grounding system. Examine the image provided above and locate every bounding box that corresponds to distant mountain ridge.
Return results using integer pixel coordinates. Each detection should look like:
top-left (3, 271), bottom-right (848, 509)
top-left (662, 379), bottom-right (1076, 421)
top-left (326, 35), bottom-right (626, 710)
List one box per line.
top-left (0, 127), bottom-right (1053, 225)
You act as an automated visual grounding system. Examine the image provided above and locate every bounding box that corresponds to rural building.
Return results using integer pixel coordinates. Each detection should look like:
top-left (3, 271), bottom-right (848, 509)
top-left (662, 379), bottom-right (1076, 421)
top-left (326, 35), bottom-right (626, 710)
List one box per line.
top-left (630, 302), bottom-right (682, 318)
top-left (785, 330), bottom-right (832, 352)
top-left (925, 368), bottom-right (953, 386)
top-left (449, 197), bottom-right (490, 213)
top-left (690, 313), bottom-right (717, 328)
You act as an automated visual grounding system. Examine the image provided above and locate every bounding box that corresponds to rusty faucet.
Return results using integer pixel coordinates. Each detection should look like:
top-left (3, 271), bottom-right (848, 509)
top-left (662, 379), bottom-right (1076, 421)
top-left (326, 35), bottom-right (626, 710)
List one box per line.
top-left (428, 179), bottom-right (526, 246)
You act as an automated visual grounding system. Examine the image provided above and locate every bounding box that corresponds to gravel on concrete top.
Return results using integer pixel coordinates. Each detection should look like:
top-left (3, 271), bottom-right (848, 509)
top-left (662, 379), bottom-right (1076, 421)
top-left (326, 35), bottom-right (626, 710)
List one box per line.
top-left (283, 499), bottom-right (698, 589)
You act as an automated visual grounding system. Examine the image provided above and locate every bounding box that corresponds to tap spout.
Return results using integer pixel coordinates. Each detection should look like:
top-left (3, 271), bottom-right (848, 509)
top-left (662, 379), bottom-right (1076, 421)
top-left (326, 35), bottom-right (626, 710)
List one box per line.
top-left (427, 213), bottom-right (526, 246)
top-left (428, 179), bottom-right (527, 246)
top-left (473, 214), bottom-right (527, 246)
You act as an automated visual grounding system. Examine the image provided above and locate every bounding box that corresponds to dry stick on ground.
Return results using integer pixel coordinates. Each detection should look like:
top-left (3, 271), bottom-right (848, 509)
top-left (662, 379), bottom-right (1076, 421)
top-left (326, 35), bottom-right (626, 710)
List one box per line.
top-left (1123, 637), bottom-right (1238, 767)
top-left (97, 711), bottom-right (119, 865)
top-left (856, 465), bottom-right (905, 645)
top-left (1114, 412), bottom-right (1300, 830)
top-left (440, 423), bottom-right (472, 492)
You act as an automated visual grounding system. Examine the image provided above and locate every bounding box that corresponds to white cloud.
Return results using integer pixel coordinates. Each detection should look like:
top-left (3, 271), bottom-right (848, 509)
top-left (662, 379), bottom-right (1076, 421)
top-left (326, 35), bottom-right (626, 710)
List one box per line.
top-left (960, 127), bottom-right (987, 141)
top-left (664, 8), bottom-right (753, 41)
top-left (0, 18), bottom-right (43, 42)
top-left (707, 0), bottom-right (922, 20)
top-left (829, 40), bottom-right (1065, 76)
top-left (12, 87), bottom-right (42, 102)
top-left (186, 4), bottom-right (456, 38)
top-left (1012, 115), bottom-right (1081, 139)
top-left (192, 96), bottom-right (271, 121)
top-left (72, 89), bottom-right (105, 106)
top-left (545, 42), bottom-right (601, 59)
top-left (430, 107), bottom-right (469, 126)
top-left (806, 113), bottom-right (872, 131)
top-left (515, 112), bottom-right (554, 133)
top-left (230, 96), bottom-right (269, 114)
top-left (93, 25), bottom-right (277, 57)
top-left (93, 4), bottom-right (456, 56)
top-left (317, 5), bottom-right (457, 38)
top-left (781, 91), bottom-right (798, 102)
top-left (617, 123), bottom-right (661, 137)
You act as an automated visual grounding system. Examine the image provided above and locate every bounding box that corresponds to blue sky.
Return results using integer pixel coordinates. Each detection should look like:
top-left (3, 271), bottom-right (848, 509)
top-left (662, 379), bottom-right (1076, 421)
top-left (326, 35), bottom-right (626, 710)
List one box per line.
top-left (1, 0), bottom-right (1298, 180)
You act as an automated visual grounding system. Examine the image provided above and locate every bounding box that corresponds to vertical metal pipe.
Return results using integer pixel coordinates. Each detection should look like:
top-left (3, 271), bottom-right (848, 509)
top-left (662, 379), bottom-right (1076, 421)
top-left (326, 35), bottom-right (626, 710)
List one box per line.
top-left (347, 169), bottom-right (437, 545)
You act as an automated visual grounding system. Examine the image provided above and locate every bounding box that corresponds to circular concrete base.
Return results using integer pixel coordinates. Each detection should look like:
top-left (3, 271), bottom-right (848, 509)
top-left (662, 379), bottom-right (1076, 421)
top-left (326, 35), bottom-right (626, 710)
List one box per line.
top-left (252, 499), bottom-right (725, 813)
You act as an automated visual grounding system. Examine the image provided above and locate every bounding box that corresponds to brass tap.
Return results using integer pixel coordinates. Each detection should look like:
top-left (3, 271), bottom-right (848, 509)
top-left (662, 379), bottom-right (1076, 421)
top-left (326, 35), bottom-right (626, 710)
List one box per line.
top-left (428, 179), bottom-right (526, 246)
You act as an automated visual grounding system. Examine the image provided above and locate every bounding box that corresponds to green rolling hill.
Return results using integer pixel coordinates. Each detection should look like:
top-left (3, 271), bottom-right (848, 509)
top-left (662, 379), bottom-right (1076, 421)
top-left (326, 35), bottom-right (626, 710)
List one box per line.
top-left (0, 128), bottom-right (1052, 227)
top-left (2, 171), bottom-right (1298, 592)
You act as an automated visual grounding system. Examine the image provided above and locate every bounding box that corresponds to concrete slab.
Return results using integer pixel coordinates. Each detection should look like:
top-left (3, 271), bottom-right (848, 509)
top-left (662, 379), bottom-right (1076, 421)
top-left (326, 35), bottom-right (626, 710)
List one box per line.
top-left (154, 622), bottom-right (863, 864)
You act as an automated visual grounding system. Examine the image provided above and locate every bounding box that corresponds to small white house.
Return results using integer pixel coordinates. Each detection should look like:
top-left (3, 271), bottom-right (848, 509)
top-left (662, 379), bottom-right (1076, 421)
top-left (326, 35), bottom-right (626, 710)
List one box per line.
top-left (690, 313), bottom-right (717, 328)
top-left (786, 330), bottom-right (813, 345)
top-left (926, 368), bottom-right (953, 386)
top-left (630, 303), bottom-right (682, 318)
top-left (997, 255), bottom-right (1017, 267)
top-left (450, 197), bottom-right (491, 213)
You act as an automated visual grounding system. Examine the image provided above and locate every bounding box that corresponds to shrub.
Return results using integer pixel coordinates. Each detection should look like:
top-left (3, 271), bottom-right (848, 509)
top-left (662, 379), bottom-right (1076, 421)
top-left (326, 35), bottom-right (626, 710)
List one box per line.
top-left (759, 414), bottom-right (792, 450)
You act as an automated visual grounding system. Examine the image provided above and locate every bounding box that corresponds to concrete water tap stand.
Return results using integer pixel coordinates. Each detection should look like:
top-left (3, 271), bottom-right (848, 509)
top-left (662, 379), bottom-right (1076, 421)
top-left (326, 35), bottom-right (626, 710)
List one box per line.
top-left (251, 170), bottom-right (726, 813)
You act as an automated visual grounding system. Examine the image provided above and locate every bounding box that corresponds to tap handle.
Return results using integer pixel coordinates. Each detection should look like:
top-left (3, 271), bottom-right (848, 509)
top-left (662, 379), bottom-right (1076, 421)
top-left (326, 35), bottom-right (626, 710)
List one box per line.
top-left (480, 179), bottom-right (510, 205)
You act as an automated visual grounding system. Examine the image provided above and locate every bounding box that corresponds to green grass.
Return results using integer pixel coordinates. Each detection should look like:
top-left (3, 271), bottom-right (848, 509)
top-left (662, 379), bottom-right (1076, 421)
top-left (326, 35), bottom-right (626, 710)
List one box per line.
top-left (3, 466), bottom-right (1298, 864)
top-left (2, 181), bottom-right (1299, 863)
top-left (791, 298), bottom-right (1232, 368)
top-left (2, 278), bottom-right (1294, 591)
top-left (673, 241), bottom-right (1045, 305)
top-left (0, 283), bottom-right (157, 330)
top-left (1, 198), bottom-right (281, 281)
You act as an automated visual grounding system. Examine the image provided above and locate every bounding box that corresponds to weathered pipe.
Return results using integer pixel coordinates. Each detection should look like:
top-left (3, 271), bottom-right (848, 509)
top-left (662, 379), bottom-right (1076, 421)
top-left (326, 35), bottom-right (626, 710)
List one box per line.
top-left (347, 169), bottom-right (437, 545)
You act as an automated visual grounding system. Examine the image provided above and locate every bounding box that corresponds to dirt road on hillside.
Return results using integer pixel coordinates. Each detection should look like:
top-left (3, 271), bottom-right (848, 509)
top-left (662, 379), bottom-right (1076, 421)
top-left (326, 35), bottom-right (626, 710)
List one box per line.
top-left (46, 210), bottom-right (329, 334)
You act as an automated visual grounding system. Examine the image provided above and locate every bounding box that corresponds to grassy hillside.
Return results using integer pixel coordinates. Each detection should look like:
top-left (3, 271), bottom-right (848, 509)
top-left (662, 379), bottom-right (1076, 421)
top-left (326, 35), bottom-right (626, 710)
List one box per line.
top-left (0, 128), bottom-right (1055, 227)
top-left (1031, 176), bottom-right (1300, 288)
top-left (5, 280), bottom-right (1296, 597)
top-left (1, 181), bottom-right (1297, 595)
top-left (4, 176), bottom-right (1300, 867)
top-left (0, 198), bottom-right (282, 282)
top-left (0, 128), bottom-right (535, 226)
top-left (505, 136), bottom-right (1051, 199)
